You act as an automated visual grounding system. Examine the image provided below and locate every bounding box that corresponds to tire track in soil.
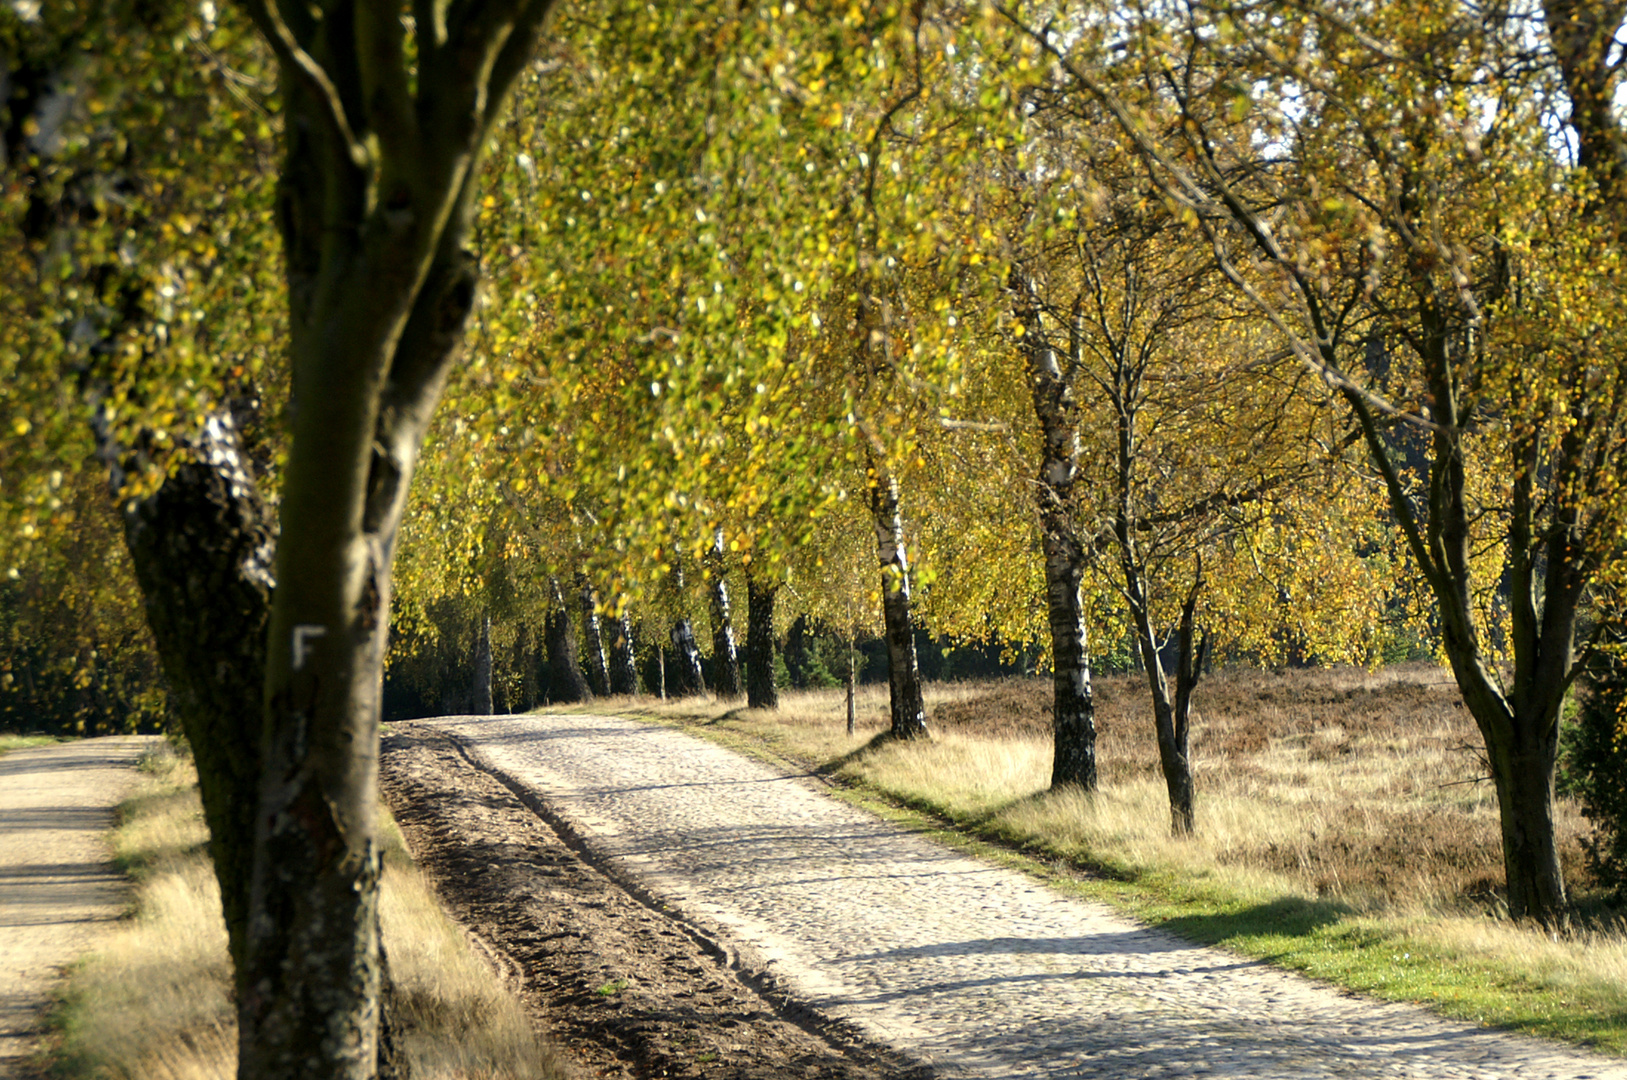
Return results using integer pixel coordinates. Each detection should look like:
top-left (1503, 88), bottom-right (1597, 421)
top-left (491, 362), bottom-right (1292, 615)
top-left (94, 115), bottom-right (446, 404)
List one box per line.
top-left (380, 723), bottom-right (930, 1080)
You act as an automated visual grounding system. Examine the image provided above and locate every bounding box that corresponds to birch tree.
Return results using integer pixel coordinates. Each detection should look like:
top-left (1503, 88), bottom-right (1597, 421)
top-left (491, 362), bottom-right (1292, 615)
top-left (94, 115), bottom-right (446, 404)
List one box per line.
top-left (1004, 0), bottom-right (1627, 915)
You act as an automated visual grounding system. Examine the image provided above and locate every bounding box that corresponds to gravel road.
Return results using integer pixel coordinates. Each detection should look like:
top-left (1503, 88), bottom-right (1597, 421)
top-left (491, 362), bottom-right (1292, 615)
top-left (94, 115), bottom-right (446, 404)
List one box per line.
top-left (430, 712), bottom-right (1627, 1080)
top-left (0, 737), bottom-right (155, 1079)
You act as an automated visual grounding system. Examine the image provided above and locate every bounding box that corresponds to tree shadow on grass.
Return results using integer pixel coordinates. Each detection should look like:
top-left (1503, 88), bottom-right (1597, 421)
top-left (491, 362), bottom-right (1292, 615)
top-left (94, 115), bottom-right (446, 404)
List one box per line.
top-left (811, 729), bottom-right (908, 778)
top-left (1151, 895), bottom-right (1355, 952)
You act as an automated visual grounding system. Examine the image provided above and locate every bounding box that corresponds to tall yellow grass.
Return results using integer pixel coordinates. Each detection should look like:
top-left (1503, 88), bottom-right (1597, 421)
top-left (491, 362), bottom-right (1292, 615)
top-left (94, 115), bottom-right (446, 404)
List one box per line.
top-left (616, 665), bottom-right (1623, 1030)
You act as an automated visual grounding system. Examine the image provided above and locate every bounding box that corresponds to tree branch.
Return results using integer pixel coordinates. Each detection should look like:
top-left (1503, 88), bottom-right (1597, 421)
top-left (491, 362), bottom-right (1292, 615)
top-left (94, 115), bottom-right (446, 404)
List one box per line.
top-left (238, 0), bottom-right (370, 167)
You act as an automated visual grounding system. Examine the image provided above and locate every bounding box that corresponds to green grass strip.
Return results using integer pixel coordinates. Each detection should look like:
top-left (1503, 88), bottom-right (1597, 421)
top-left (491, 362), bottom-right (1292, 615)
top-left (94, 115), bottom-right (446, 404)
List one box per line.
top-left (576, 698), bottom-right (1627, 1056)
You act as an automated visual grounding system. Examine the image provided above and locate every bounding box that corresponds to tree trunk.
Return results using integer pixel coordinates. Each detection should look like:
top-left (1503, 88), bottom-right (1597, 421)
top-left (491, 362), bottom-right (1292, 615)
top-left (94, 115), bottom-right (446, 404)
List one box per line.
top-left (544, 578), bottom-right (593, 703)
top-left (669, 619), bottom-right (707, 697)
top-left (1487, 726), bottom-right (1567, 918)
top-left (470, 614), bottom-right (493, 715)
top-left (1122, 555), bottom-right (1204, 836)
top-left (1131, 624), bottom-right (1198, 837)
top-left (120, 1), bottom-right (558, 1073)
top-left (706, 530), bottom-right (742, 699)
top-left (657, 646), bottom-right (667, 700)
top-left (515, 621), bottom-right (537, 711)
top-left (1012, 269), bottom-right (1097, 791)
top-left (785, 613), bottom-right (810, 688)
top-left (846, 638), bottom-right (857, 736)
top-left (745, 577), bottom-right (779, 709)
top-left (578, 577), bottom-right (611, 697)
top-left (868, 460), bottom-right (928, 740)
top-left (667, 545), bottom-right (706, 697)
top-left (119, 415), bottom-right (272, 986)
top-left (609, 609), bottom-right (640, 695)
top-left (1338, 300), bottom-right (1576, 920)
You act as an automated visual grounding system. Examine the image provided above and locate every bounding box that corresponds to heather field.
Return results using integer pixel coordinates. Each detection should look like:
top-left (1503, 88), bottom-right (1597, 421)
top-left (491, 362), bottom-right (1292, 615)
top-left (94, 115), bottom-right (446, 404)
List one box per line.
top-left (924, 663), bottom-right (1591, 912)
top-left (635, 662), bottom-right (1592, 916)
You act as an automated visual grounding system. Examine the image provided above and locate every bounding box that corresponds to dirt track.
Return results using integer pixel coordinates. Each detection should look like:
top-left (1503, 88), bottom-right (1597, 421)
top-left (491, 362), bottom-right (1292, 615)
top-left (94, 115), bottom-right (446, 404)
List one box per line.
top-left (381, 722), bottom-right (921, 1080)
top-left (384, 713), bottom-right (1627, 1080)
top-left (0, 737), bottom-right (154, 1080)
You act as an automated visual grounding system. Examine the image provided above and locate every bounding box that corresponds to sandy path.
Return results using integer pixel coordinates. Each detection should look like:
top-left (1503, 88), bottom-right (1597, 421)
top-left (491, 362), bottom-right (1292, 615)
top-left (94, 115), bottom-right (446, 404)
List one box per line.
top-left (0, 737), bottom-right (156, 1079)
top-left (433, 712), bottom-right (1627, 1080)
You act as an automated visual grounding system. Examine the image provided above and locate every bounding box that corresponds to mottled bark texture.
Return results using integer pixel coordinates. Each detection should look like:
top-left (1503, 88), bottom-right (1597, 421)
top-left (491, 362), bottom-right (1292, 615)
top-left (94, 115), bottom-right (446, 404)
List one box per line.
top-left (1011, 269), bottom-right (1097, 792)
top-left (471, 614), bottom-right (493, 715)
top-left (745, 577), bottom-right (779, 710)
top-left (545, 579), bottom-right (593, 703)
top-left (706, 530), bottom-right (742, 699)
top-left (230, 0), bottom-right (558, 1074)
top-left (578, 578), bottom-right (611, 697)
top-left (609, 610), bottom-right (640, 695)
top-left (120, 414), bottom-right (273, 983)
top-left (666, 548), bottom-right (706, 697)
top-left (867, 461), bottom-right (928, 740)
top-left (669, 619), bottom-right (707, 697)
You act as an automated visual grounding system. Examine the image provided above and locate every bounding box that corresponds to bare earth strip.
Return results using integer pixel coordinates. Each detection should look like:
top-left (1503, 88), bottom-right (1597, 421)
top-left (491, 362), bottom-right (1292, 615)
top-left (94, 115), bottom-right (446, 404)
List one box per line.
top-left (431, 712), bottom-right (1627, 1080)
top-left (0, 737), bottom-right (155, 1079)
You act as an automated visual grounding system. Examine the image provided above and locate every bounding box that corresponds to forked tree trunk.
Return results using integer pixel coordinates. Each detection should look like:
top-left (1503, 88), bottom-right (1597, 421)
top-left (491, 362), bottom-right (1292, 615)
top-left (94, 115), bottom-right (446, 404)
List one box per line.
top-left (609, 609), bottom-right (640, 695)
top-left (1339, 307), bottom-right (1574, 920)
top-left (706, 530), bottom-right (742, 699)
top-left (1012, 269), bottom-right (1097, 791)
top-left (868, 460), bottom-right (928, 740)
top-left (544, 579), bottom-right (593, 703)
top-left (1126, 567), bottom-right (1206, 837)
top-left (230, 3), bottom-right (555, 1075)
top-left (578, 577), bottom-right (610, 697)
top-left (745, 577), bottom-right (778, 709)
top-left (471, 614), bottom-right (493, 715)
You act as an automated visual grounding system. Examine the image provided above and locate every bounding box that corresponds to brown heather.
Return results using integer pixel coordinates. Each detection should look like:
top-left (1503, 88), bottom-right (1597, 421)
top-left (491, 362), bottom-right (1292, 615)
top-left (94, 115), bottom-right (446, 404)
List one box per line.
top-left (926, 663), bottom-right (1592, 911)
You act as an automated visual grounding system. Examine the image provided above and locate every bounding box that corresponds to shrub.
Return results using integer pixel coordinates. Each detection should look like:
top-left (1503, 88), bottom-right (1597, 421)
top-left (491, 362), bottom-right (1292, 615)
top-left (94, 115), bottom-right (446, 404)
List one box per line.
top-left (1570, 646), bottom-right (1627, 896)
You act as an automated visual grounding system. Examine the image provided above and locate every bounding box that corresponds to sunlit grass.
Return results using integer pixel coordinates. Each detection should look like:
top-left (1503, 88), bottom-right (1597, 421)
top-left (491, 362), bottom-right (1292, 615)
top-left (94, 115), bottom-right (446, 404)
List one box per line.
top-left (586, 665), bottom-right (1627, 1054)
top-left (0, 732), bottom-right (63, 757)
top-left (47, 745), bottom-right (564, 1080)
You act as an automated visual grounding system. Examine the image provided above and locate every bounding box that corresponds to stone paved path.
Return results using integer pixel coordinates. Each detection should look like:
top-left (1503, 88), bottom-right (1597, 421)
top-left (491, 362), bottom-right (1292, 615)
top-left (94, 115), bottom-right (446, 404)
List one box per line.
top-left (0, 737), bottom-right (154, 1079)
top-left (433, 712), bottom-right (1627, 1080)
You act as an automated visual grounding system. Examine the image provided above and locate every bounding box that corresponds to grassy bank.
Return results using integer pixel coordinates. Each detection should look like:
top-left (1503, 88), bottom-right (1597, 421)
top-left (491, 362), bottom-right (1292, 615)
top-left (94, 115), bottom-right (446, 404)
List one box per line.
top-left (43, 742), bottom-right (564, 1080)
top-left (0, 733), bottom-right (62, 756)
top-left (583, 664), bottom-right (1627, 1054)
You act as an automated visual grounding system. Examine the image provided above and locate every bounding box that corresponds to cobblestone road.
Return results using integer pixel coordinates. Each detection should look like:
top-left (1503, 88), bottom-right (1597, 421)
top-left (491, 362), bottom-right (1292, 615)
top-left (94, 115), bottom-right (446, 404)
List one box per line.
top-left (433, 713), bottom-right (1625, 1080)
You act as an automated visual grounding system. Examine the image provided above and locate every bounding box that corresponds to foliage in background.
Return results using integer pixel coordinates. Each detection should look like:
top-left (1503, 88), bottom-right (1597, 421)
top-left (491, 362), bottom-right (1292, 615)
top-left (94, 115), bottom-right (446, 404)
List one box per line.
top-left (1570, 641), bottom-right (1627, 897)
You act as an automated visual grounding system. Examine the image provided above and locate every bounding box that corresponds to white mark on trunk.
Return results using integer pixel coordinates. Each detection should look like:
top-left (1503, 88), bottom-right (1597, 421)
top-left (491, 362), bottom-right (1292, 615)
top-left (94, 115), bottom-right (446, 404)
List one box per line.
top-left (292, 625), bottom-right (328, 670)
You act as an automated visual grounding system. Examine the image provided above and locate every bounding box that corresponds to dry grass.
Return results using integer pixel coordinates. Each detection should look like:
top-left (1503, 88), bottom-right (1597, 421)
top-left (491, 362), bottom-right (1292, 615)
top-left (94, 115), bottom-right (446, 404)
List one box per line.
top-left (607, 664), bottom-right (1627, 1049)
top-left (48, 744), bottom-right (564, 1080)
top-left (681, 664), bottom-right (1587, 914)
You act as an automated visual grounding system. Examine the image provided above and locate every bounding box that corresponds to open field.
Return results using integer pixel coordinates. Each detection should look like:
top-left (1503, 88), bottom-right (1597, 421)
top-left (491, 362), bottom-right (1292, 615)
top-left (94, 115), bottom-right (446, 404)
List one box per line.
top-left (43, 743), bottom-right (563, 1080)
top-left (595, 662), bottom-right (1627, 1052)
